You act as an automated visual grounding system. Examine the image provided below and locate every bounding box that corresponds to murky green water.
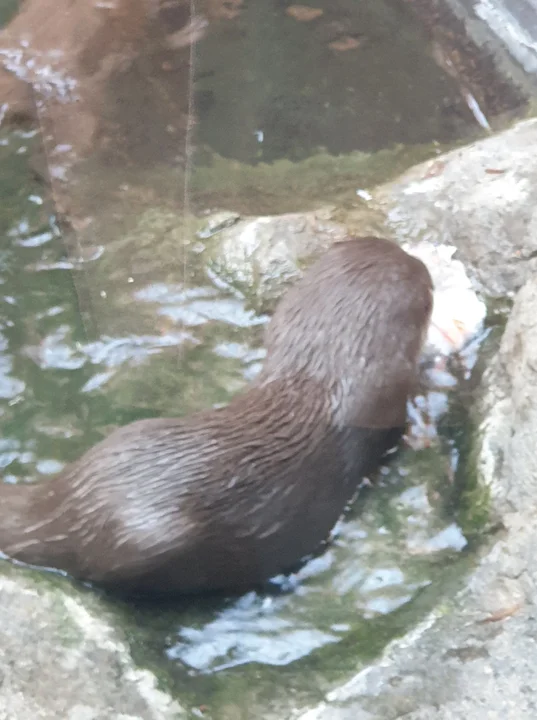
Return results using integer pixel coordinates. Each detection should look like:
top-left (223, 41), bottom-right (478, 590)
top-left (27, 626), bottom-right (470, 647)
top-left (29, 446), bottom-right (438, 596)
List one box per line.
top-left (195, 0), bottom-right (485, 164)
top-left (0, 127), bottom-right (494, 719)
top-left (56, 0), bottom-right (525, 219)
top-left (0, 0), bottom-right (518, 716)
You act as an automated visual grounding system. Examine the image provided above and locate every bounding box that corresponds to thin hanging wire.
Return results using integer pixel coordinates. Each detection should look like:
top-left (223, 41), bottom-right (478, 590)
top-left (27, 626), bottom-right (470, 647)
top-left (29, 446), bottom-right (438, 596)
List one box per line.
top-left (182, 0), bottom-right (198, 299)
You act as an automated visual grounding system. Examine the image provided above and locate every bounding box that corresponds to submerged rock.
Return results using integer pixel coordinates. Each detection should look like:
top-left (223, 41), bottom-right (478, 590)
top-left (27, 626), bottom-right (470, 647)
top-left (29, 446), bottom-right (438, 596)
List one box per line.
top-left (206, 207), bottom-right (347, 310)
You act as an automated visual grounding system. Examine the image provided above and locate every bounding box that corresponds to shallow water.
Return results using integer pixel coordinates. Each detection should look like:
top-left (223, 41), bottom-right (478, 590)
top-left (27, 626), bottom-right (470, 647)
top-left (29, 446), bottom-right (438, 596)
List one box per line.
top-left (0, 127), bottom-right (496, 720)
top-left (195, 0), bottom-right (479, 163)
top-left (0, 1), bottom-right (519, 717)
top-left (22, 0), bottom-right (526, 221)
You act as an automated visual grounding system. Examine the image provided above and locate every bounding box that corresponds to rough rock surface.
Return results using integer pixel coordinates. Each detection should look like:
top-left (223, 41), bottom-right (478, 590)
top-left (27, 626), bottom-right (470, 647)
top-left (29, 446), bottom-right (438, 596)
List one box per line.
top-left (377, 117), bottom-right (537, 298)
top-left (0, 566), bottom-right (184, 720)
top-left (208, 120), bottom-right (537, 305)
top-left (293, 276), bottom-right (537, 720)
top-left (208, 207), bottom-right (347, 309)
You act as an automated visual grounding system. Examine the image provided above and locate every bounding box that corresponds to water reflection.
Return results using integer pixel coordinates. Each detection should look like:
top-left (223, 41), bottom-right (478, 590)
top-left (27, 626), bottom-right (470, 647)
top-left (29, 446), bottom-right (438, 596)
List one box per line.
top-left (195, 0), bottom-right (480, 164)
top-left (163, 464), bottom-right (467, 674)
top-left (0, 130), bottom-right (473, 691)
top-left (0, 348), bottom-right (25, 398)
top-left (168, 591), bottom-right (340, 672)
top-left (0, 0), bottom-right (505, 710)
top-left (1, 0), bottom-right (523, 205)
top-left (136, 283), bottom-right (268, 327)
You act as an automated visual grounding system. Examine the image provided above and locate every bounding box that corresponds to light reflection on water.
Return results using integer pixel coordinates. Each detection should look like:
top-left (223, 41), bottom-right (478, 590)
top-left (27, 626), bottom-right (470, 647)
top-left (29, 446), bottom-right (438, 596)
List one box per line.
top-left (0, 153), bottom-right (470, 681)
top-left (0, 103), bottom-right (479, 713)
top-left (163, 472), bottom-right (466, 674)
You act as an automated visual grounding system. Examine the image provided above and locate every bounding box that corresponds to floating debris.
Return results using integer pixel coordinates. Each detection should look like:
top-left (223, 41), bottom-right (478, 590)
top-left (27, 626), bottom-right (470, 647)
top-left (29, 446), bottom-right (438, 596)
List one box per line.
top-left (328, 35), bottom-right (362, 52)
top-left (285, 5), bottom-right (324, 22)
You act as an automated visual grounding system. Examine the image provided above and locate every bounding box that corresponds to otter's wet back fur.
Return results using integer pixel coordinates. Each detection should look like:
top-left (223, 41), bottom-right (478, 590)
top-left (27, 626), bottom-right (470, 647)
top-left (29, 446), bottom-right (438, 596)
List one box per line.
top-left (0, 237), bottom-right (433, 596)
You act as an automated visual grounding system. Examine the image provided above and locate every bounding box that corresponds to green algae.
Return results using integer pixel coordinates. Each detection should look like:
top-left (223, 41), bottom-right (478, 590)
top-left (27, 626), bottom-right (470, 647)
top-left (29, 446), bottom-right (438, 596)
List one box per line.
top-left (190, 143), bottom-right (453, 216)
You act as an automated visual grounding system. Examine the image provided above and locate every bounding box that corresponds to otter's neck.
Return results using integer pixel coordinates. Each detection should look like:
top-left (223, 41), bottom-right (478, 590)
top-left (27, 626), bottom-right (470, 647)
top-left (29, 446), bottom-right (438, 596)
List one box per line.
top-left (256, 361), bottom-right (414, 433)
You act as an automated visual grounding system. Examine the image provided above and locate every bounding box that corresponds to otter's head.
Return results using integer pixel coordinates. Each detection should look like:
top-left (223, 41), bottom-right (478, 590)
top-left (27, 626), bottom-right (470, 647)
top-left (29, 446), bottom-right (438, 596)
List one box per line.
top-left (260, 236), bottom-right (433, 430)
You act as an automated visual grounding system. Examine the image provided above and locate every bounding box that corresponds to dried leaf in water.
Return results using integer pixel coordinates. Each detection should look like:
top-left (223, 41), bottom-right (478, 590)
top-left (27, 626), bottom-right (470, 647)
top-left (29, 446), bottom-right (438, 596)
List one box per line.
top-left (328, 35), bottom-right (362, 52)
top-left (286, 5), bottom-right (324, 22)
top-left (477, 604), bottom-right (523, 624)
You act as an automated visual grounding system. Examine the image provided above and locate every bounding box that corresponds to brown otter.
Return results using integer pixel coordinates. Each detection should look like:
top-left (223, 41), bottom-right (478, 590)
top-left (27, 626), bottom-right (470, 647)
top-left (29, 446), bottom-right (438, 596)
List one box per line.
top-left (0, 237), bottom-right (433, 597)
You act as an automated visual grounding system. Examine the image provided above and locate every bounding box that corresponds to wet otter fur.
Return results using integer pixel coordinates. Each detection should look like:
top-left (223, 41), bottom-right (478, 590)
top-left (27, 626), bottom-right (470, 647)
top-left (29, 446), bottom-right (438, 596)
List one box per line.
top-left (0, 237), bottom-right (433, 597)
